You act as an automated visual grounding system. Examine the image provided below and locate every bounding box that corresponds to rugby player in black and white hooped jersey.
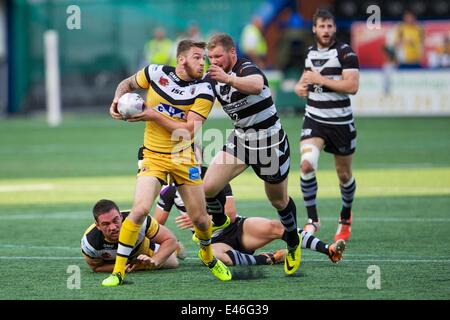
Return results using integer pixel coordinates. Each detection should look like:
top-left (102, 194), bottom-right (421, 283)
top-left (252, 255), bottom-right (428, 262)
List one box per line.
top-left (203, 33), bottom-right (301, 276)
top-left (294, 8), bottom-right (359, 242)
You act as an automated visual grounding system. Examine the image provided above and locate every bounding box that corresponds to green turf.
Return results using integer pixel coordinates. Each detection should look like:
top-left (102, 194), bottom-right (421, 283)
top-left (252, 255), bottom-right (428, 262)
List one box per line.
top-left (0, 114), bottom-right (449, 300)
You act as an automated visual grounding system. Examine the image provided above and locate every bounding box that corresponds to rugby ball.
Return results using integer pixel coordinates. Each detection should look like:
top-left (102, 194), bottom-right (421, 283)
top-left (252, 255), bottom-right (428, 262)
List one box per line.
top-left (117, 93), bottom-right (145, 117)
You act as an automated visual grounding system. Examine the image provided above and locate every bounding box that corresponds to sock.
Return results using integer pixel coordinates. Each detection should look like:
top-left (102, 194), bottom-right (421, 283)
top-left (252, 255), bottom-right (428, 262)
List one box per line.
top-left (301, 174), bottom-right (319, 222)
top-left (225, 250), bottom-right (267, 265)
top-left (277, 197), bottom-right (299, 248)
top-left (206, 190), bottom-right (227, 226)
top-left (113, 218), bottom-right (141, 276)
top-left (340, 177), bottom-right (356, 220)
top-left (299, 230), bottom-right (329, 255)
top-left (194, 223), bottom-right (214, 264)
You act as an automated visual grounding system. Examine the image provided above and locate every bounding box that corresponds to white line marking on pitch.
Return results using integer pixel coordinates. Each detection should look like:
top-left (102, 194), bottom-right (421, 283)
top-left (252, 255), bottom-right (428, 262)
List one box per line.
top-left (2, 213), bottom-right (450, 223)
top-left (0, 256), bottom-right (449, 263)
top-left (0, 184), bottom-right (55, 192)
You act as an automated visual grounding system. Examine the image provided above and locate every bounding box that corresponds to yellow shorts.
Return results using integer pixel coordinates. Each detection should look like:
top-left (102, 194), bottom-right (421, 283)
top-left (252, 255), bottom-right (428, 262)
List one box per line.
top-left (137, 147), bottom-right (202, 186)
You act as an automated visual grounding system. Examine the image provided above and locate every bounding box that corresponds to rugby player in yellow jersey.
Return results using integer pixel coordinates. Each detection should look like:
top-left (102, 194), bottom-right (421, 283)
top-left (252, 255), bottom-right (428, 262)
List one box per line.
top-left (82, 199), bottom-right (179, 273)
top-left (102, 40), bottom-right (232, 286)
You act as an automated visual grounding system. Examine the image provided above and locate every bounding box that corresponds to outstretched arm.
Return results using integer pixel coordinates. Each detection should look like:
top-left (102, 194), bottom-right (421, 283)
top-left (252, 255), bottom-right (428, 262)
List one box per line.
top-left (208, 64), bottom-right (264, 95)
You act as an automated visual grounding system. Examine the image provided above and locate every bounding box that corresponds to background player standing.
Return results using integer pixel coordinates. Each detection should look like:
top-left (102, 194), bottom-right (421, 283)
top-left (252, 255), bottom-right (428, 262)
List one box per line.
top-left (294, 8), bottom-right (359, 241)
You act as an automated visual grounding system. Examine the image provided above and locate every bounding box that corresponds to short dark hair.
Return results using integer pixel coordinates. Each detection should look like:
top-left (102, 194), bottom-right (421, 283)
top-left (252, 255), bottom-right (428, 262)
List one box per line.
top-left (207, 33), bottom-right (235, 51)
top-left (176, 39), bottom-right (206, 58)
top-left (92, 199), bottom-right (120, 221)
top-left (313, 8), bottom-right (335, 26)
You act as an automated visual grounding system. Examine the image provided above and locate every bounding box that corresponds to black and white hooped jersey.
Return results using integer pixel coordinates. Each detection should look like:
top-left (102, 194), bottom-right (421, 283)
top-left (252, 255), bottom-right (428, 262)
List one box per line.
top-left (206, 58), bottom-right (281, 141)
top-left (304, 41), bottom-right (359, 125)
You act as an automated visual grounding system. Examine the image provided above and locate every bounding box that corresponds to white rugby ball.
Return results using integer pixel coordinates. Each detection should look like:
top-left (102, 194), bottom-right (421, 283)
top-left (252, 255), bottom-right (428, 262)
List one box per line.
top-left (117, 93), bottom-right (145, 117)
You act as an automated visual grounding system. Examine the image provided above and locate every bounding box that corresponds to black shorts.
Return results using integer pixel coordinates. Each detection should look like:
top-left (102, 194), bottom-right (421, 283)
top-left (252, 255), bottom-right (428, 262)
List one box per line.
top-left (223, 129), bottom-right (291, 184)
top-left (212, 217), bottom-right (254, 254)
top-left (301, 116), bottom-right (357, 156)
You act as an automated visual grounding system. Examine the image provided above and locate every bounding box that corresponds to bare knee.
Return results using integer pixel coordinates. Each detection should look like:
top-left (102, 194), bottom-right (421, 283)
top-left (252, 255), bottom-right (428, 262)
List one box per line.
top-left (301, 160), bottom-right (315, 175)
top-left (270, 198), bottom-right (289, 210)
top-left (337, 169), bottom-right (352, 184)
top-left (270, 220), bottom-right (285, 239)
top-left (189, 212), bottom-right (209, 230)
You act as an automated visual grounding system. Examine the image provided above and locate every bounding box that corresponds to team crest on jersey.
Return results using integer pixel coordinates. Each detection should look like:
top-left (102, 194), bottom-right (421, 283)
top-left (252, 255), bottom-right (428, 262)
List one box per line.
top-left (156, 103), bottom-right (186, 120)
top-left (159, 77), bottom-right (169, 87)
top-left (190, 86), bottom-right (196, 95)
top-left (220, 85), bottom-right (231, 95)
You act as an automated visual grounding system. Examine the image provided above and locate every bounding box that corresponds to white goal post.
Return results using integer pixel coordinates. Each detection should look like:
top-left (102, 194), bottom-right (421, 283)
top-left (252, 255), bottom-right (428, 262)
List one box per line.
top-left (44, 30), bottom-right (62, 127)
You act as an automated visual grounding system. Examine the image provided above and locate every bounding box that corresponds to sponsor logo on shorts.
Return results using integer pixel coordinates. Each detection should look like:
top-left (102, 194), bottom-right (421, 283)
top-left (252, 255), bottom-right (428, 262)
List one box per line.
top-left (301, 129), bottom-right (312, 137)
top-left (189, 167), bottom-right (200, 180)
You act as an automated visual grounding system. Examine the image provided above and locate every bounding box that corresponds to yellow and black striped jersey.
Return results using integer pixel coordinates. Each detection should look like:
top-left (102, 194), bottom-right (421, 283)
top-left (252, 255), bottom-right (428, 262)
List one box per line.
top-left (136, 64), bottom-right (215, 154)
top-left (80, 212), bottom-right (159, 264)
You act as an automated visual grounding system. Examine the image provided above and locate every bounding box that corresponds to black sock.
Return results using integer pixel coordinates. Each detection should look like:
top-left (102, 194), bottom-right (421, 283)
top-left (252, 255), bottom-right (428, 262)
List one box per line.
top-left (301, 176), bottom-right (318, 222)
top-left (340, 177), bottom-right (356, 220)
top-left (277, 197), bottom-right (299, 248)
top-left (206, 190), bottom-right (227, 226)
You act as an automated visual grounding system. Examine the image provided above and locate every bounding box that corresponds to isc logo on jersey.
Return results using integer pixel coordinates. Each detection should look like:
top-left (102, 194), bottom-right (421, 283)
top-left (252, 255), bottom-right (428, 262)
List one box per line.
top-left (155, 103), bottom-right (186, 120)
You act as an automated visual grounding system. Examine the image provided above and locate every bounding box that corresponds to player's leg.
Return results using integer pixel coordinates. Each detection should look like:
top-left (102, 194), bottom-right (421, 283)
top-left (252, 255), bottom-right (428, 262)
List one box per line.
top-left (214, 229), bottom-right (281, 266)
top-left (211, 243), bottom-right (234, 266)
top-left (203, 150), bottom-right (247, 228)
top-left (241, 217), bottom-right (284, 250)
top-left (334, 153), bottom-right (356, 241)
top-left (102, 176), bottom-right (162, 286)
top-left (300, 137), bottom-right (325, 233)
top-left (178, 183), bottom-right (232, 281)
top-left (255, 132), bottom-right (301, 274)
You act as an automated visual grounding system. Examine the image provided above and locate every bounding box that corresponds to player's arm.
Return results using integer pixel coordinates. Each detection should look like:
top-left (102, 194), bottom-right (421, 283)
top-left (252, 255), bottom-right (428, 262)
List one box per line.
top-left (303, 69), bottom-right (359, 95)
top-left (128, 105), bottom-right (207, 140)
top-left (82, 254), bottom-right (113, 273)
top-left (208, 64), bottom-right (264, 95)
top-left (144, 225), bottom-right (178, 269)
top-left (153, 206), bottom-right (170, 225)
top-left (110, 74), bottom-right (142, 120)
top-left (294, 71), bottom-right (309, 97)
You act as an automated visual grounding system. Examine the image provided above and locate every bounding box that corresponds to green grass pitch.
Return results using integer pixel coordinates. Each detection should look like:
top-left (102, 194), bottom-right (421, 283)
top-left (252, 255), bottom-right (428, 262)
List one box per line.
top-left (0, 114), bottom-right (449, 300)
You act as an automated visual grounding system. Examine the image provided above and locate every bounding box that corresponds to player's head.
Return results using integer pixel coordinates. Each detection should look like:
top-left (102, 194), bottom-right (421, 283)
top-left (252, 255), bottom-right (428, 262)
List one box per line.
top-left (207, 33), bottom-right (237, 73)
top-left (92, 199), bottom-right (122, 242)
top-left (312, 8), bottom-right (336, 48)
top-left (176, 39), bottom-right (206, 79)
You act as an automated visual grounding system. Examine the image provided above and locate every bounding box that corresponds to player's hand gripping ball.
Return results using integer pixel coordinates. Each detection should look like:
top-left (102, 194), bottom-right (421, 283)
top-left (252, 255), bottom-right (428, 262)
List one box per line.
top-left (117, 93), bottom-right (145, 117)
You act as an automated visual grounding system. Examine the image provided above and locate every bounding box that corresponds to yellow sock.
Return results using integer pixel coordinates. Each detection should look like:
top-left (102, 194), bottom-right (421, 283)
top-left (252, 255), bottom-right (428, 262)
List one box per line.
top-left (194, 223), bottom-right (214, 264)
top-left (113, 218), bottom-right (141, 276)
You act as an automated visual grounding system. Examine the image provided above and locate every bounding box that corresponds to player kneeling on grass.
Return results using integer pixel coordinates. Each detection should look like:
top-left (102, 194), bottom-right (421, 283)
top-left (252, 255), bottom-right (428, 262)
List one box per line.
top-left (81, 199), bottom-right (179, 273)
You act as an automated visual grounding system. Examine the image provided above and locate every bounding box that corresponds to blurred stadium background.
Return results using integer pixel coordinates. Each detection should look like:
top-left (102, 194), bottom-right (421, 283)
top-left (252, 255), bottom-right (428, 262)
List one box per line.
top-left (0, 0), bottom-right (449, 300)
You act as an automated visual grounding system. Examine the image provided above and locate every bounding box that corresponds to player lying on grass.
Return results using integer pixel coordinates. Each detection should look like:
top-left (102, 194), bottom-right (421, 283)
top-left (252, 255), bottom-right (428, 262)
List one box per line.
top-left (81, 199), bottom-right (179, 273)
top-left (154, 180), bottom-right (346, 266)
